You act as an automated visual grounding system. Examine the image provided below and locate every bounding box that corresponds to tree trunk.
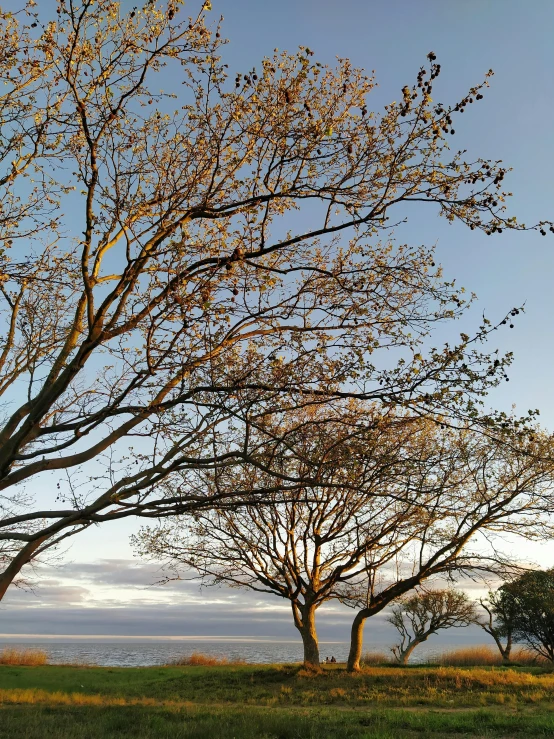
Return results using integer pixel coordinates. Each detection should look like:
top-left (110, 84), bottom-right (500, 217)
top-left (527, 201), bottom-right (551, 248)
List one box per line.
top-left (396, 632), bottom-right (433, 665)
top-left (490, 631), bottom-right (512, 664)
top-left (502, 633), bottom-right (512, 664)
top-left (347, 610), bottom-right (367, 672)
top-left (396, 640), bottom-right (420, 665)
top-left (295, 603), bottom-right (320, 670)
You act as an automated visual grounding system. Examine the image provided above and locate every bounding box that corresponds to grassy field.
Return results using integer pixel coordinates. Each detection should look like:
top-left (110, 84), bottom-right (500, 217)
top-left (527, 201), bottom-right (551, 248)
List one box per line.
top-left (1, 658), bottom-right (554, 737)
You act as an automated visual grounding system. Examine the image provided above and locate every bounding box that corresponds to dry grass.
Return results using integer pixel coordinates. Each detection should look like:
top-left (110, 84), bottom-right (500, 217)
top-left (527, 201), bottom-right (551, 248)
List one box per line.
top-left (431, 646), bottom-right (502, 666)
top-left (0, 687), bottom-right (176, 707)
top-left (167, 651), bottom-right (246, 667)
top-left (0, 648), bottom-right (49, 666)
top-left (4, 662), bottom-right (554, 716)
top-left (430, 645), bottom-right (549, 667)
top-left (360, 650), bottom-right (394, 666)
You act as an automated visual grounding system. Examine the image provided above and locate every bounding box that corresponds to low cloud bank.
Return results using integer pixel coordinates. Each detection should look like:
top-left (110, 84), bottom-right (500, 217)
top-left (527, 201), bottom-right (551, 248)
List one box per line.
top-left (0, 558), bottom-right (489, 644)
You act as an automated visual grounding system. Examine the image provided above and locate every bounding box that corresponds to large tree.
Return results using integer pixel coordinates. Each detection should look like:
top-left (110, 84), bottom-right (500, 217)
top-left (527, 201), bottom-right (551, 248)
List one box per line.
top-left (135, 404), bottom-right (433, 670)
top-left (136, 411), bottom-right (554, 670)
top-left (0, 1), bottom-right (549, 600)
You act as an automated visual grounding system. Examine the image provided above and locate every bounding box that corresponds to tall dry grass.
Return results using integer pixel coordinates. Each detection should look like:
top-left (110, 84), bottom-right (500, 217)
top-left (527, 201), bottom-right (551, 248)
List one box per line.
top-left (360, 651), bottom-right (394, 666)
top-left (0, 648), bottom-right (49, 666)
top-left (167, 652), bottom-right (246, 667)
top-left (430, 645), bottom-right (548, 667)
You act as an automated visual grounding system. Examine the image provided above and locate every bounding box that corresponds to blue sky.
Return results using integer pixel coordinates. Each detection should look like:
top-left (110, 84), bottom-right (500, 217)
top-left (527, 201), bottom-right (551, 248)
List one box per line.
top-left (219, 0), bottom-right (554, 423)
top-left (2, 0), bottom-right (554, 643)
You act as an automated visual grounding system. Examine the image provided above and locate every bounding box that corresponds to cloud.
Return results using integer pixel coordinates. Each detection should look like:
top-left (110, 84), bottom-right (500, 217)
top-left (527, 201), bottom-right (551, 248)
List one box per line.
top-left (3, 580), bottom-right (90, 607)
top-left (0, 601), bottom-right (347, 638)
top-left (0, 558), bottom-right (490, 645)
top-left (58, 559), bottom-right (171, 588)
top-left (0, 599), bottom-right (487, 645)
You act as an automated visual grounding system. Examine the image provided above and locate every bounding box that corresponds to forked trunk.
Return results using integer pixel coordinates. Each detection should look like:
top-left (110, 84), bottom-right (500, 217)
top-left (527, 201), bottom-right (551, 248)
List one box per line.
top-left (300, 624), bottom-right (320, 669)
top-left (500, 635), bottom-right (512, 664)
top-left (347, 610), bottom-right (366, 672)
top-left (491, 631), bottom-right (512, 664)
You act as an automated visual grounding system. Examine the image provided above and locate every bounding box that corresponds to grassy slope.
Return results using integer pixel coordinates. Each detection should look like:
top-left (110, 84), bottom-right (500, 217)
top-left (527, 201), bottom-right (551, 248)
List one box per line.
top-left (1, 663), bottom-right (554, 738)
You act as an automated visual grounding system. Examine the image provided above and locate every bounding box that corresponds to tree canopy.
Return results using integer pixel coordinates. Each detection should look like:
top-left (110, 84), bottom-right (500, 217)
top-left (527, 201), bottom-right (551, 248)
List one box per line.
top-left (388, 588), bottom-right (476, 664)
top-left (500, 570), bottom-right (554, 663)
top-left (0, 1), bottom-right (551, 601)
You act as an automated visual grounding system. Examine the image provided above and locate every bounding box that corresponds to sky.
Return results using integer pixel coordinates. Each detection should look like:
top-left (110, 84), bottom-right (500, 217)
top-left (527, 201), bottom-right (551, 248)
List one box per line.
top-left (2, 0), bottom-right (554, 646)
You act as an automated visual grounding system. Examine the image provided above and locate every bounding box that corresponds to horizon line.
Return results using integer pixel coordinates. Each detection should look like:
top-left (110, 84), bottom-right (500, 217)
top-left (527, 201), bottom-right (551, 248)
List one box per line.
top-left (0, 633), bottom-right (347, 643)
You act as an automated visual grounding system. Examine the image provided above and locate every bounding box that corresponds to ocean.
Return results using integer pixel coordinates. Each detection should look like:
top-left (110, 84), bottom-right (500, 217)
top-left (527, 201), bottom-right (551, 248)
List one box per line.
top-left (0, 638), bottom-right (450, 667)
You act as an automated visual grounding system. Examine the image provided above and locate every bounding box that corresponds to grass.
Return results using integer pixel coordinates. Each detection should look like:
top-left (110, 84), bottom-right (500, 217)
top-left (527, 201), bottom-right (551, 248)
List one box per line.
top-left (1, 704), bottom-right (554, 739)
top-left (430, 645), bottom-right (546, 667)
top-left (1, 659), bottom-right (554, 737)
top-left (360, 645), bottom-right (546, 668)
top-left (361, 651), bottom-right (394, 666)
top-left (166, 652), bottom-right (232, 666)
top-left (0, 648), bottom-right (48, 666)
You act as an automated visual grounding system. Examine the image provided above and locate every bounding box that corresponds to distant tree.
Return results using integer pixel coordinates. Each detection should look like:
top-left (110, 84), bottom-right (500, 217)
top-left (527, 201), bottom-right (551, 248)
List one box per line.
top-left (0, 1), bottom-right (550, 603)
top-left (476, 588), bottom-right (518, 664)
top-left (501, 570), bottom-right (554, 663)
top-left (388, 588), bottom-right (476, 664)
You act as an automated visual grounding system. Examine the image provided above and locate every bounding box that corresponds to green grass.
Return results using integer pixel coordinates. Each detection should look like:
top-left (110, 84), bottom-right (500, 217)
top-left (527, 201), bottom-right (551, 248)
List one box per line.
top-left (2, 704), bottom-right (554, 738)
top-left (1, 662), bottom-right (554, 737)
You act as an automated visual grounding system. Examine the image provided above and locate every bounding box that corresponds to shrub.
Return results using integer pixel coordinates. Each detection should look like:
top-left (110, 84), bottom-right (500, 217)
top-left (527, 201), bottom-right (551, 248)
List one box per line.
top-left (0, 648), bottom-right (49, 666)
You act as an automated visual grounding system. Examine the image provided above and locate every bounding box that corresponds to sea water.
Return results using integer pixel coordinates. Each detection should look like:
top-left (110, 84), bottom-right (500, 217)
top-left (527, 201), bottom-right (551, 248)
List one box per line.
top-left (0, 638), bottom-right (450, 667)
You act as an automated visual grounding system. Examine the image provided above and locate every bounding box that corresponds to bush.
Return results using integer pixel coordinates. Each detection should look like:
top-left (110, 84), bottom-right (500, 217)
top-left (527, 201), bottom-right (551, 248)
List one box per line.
top-left (0, 648), bottom-right (49, 666)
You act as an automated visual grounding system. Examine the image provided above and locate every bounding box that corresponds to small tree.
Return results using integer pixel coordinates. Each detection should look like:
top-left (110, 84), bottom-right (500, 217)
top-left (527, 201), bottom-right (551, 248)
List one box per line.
top-left (476, 589), bottom-right (518, 664)
top-left (501, 570), bottom-right (554, 663)
top-left (388, 588), bottom-right (476, 664)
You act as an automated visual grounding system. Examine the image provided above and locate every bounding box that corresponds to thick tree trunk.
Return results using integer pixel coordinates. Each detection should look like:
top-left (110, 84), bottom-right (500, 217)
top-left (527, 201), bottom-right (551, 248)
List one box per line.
top-left (295, 603), bottom-right (320, 669)
top-left (347, 578), bottom-right (424, 672)
top-left (347, 610), bottom-right (367, 672)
